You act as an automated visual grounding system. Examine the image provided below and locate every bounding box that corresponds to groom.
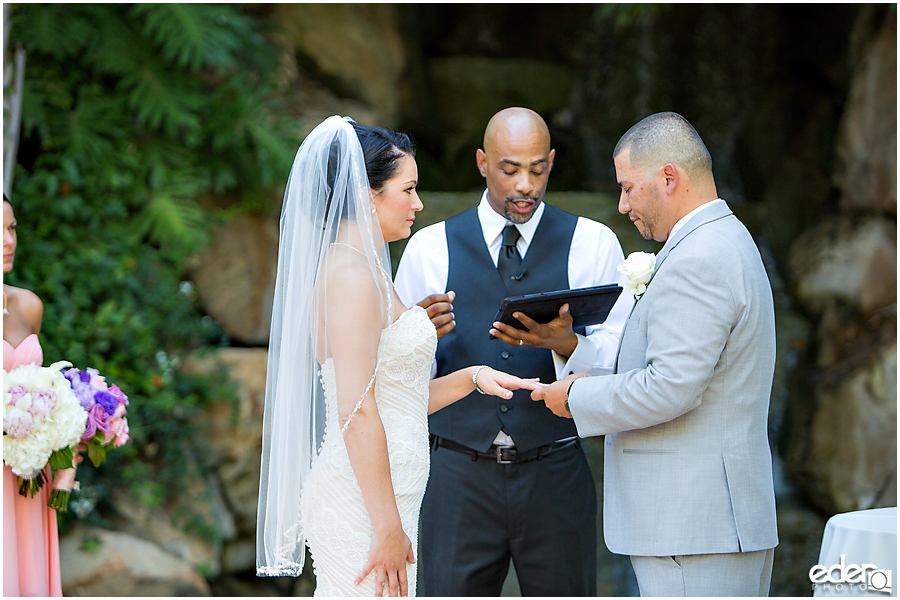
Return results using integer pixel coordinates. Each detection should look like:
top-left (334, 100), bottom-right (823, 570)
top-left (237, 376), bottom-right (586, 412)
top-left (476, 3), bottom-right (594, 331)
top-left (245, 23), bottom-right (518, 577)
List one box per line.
top-left (533, 112), bottom-right (778, 596)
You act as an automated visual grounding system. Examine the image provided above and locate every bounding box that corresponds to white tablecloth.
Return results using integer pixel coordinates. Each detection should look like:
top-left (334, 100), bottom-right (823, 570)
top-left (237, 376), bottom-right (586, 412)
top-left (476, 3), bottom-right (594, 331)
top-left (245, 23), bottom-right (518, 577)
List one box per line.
top-left (813, 507), bottom-right (897, 597)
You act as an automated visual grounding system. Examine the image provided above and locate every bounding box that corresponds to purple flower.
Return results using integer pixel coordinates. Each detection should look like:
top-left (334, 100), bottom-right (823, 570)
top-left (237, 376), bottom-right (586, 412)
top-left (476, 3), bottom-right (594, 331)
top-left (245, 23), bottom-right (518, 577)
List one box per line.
top-left (94, 390), bottom-right (118, 415)
top-left (82, 403), bottom-right (110, 441)
top-left (64, 368), bottom-right (91, 385)
top-left (72, 381), bottom-right (96, 409)
top-left (108, 384), bottom-right (129, 407)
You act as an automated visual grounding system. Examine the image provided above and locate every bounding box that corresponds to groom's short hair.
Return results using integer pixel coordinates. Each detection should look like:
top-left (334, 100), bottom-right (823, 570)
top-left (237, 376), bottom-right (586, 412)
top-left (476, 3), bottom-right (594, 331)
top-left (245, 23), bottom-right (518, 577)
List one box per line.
top-left (614, 112), bottom-right (712, 182)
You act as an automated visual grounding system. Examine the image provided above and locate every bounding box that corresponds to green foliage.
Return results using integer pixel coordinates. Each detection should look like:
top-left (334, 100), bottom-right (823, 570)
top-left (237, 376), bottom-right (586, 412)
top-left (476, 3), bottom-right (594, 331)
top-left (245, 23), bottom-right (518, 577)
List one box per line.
top-left (134, 4), bottom-right (249, 72)
top-left (592, 4), bottom-right (669, 28)
top-left (8, 4), bottom-right (302, 536)
top-left (85, 433), bottom-right (111, 468)
top-left (48, 447), bottom-right (75, 470)
top-left (79, 532), bottom-right (103, 553)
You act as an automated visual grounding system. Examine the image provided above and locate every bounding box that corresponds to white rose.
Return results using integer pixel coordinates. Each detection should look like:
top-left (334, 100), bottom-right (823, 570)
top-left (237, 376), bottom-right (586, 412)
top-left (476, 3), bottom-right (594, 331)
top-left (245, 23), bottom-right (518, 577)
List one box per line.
top-left (617, 251), bottom-right (657, 298)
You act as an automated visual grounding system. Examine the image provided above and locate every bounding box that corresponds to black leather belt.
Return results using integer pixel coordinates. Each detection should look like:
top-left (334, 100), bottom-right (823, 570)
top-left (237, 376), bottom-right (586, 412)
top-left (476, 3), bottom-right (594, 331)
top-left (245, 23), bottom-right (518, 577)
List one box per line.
top-left (430, 434), bottom-right (578, 464)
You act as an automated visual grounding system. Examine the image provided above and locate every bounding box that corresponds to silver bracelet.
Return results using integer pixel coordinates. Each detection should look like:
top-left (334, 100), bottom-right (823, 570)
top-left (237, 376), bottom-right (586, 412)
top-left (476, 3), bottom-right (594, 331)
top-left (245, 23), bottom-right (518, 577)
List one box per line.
top-left (472, 365), bottom-right (489, 394)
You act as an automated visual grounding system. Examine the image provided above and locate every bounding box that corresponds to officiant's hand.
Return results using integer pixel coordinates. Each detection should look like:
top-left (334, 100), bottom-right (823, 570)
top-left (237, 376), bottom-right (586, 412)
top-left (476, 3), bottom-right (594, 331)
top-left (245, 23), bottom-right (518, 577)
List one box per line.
top-left (417, 291), bottom-right (455, 339)
top-left (355, 522), bottom-right (415, 596)
top-left (490, 303), bottom-right (578, 358)
top-left (532, 372), bottom-right (589, 418)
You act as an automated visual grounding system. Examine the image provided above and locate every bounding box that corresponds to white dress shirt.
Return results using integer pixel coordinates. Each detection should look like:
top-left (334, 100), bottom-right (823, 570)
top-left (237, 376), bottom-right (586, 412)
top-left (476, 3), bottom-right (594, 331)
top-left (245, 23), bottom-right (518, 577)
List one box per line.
top-left (660, 199), bottom-right (727, 254)
top-left (395, 192), bottom-right (633, 445)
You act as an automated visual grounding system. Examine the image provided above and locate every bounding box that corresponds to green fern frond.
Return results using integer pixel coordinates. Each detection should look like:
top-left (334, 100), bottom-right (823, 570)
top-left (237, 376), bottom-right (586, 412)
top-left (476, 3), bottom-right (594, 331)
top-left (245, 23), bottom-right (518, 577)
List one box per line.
top-left (85, 12), bottom-right (149, 77)
top-left (11, 4), bottom-right (97, 59)
top-left (204, 157), bottom-right (240, 195)
top-left (139, 142), bottom-right (197, 191)
top-left (139, 172), bottom-right (209, 253)
top-left (131, 4), bottom-right (249, 72)
top-left (120, 66), bottom-right (203, 139)
top-left (66, 87), bottom-right (127, 164)
top-left (245, 118), bottom-right (295, 187)
top-left (203, 81), bottom-right (302, 189)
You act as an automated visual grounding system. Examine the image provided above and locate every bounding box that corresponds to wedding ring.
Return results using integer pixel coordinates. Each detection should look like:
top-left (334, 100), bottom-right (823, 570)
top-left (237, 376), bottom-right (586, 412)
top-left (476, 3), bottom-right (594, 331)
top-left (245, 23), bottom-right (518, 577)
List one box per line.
top-left (519, 339), bottom-right (523, 346)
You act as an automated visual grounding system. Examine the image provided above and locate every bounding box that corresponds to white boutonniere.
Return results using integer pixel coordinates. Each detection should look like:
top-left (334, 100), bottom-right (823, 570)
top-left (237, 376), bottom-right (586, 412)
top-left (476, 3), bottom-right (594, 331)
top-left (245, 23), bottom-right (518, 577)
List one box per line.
top-left (617, 251), bottom-right (657, 299)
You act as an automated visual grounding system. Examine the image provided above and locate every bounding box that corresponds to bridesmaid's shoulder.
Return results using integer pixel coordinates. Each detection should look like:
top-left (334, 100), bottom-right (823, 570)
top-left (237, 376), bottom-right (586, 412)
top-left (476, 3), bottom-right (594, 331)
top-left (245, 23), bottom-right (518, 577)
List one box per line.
top-left (8, 285), bottom-right (43, 330)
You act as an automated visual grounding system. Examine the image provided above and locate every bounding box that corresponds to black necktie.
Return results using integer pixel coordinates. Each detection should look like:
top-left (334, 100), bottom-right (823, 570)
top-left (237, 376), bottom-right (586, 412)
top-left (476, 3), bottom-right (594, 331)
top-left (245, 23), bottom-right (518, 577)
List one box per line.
top-left (497, 225), bottom-right (522, 285)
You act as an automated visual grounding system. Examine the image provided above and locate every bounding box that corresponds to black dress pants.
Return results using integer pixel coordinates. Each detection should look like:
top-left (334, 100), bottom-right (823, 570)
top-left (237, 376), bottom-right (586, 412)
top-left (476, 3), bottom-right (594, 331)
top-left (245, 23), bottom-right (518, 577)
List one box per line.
top-left (419, 440), bottom-right (597, 596)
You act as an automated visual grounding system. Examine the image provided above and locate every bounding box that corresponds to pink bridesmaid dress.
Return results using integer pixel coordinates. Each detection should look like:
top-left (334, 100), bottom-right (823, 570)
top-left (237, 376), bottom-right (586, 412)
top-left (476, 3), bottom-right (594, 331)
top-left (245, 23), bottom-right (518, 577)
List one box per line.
top-left (3, 334), bottom-right (63, 596)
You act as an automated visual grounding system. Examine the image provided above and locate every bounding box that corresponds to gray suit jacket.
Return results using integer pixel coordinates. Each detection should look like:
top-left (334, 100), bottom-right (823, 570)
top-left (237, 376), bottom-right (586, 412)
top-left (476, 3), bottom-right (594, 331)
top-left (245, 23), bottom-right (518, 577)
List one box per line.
top-left (569, 200), bottom-right (778, 556)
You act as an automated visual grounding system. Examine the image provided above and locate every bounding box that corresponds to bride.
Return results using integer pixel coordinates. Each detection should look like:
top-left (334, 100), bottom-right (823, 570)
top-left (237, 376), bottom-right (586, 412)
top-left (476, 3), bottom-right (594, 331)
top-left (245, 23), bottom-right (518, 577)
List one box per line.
top-left (256, 116), bottom-right (540, 596)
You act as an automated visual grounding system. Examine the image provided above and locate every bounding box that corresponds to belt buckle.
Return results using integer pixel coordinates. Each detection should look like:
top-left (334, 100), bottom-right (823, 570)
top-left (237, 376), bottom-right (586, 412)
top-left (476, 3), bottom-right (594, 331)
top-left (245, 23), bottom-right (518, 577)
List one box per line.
top-left (495, 444), bottom-right (516, 464)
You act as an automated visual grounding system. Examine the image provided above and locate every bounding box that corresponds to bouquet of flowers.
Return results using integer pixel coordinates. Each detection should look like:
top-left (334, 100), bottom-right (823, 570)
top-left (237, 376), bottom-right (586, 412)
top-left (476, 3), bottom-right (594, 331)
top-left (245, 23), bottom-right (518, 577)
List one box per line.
top-left (3, 361), bottom-right (87, 499)
top-left (55, 366), bottom-right (130, 510)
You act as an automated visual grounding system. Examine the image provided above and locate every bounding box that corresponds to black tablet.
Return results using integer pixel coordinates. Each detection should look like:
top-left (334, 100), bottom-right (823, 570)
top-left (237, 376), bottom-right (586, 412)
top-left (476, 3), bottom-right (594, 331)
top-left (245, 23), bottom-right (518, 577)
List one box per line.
top-left (492, 284), bottom-right (623, 331)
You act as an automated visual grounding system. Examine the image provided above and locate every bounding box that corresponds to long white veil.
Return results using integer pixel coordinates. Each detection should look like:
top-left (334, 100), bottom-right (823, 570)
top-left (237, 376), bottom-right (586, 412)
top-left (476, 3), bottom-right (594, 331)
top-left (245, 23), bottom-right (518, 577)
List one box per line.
top-left (256, 116), bottom-right (392, 576)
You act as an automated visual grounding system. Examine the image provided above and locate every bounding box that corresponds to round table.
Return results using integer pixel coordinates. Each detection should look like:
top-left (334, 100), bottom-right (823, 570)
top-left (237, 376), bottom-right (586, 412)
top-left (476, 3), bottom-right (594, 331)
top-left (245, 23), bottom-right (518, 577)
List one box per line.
top-left (813, 507), bottom-right (897, 597)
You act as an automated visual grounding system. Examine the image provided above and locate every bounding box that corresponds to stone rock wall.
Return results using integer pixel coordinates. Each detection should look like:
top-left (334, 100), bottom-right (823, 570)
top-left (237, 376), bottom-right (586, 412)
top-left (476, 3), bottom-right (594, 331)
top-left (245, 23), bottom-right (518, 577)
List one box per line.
top-left (835, 17), bottom-right (897, 215)
top-left (780, 11), bottom-right (897, 518)
top-left (186, 215), bottom-right (279, 346)
top-left (60, 527), bottom-right (211, 596)
top-left (271, 4), bottom-right (407, 126)
top-left (182, 348), bottom-right (269, 572)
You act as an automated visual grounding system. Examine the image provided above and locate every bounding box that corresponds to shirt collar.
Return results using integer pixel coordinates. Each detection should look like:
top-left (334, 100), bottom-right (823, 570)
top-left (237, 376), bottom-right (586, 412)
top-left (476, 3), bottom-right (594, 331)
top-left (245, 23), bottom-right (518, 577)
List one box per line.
top-left (477, 190), bottom-right (546, 249)
top-left (660, 198), bottom-right (725, 253)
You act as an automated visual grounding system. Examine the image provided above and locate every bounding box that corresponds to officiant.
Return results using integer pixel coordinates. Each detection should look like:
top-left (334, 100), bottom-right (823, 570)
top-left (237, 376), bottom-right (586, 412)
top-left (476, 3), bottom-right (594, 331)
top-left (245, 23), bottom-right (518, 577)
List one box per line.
top-left (395, 107), bottom-right (633, 596)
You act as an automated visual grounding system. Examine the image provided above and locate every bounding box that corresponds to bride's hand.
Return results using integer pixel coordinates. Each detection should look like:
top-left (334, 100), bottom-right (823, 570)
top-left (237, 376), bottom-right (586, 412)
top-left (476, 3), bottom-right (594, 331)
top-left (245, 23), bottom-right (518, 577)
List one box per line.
top-left (355, 524), bottom-right (415, 596)
top-left (475, 367), bottom-right (546, 398)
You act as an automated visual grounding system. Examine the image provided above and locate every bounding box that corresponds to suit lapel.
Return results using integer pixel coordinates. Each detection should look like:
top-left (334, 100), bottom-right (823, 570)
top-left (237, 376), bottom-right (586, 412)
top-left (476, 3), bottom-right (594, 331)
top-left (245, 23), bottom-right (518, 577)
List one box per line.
top-left (614, 202), bottom-right (734, 374)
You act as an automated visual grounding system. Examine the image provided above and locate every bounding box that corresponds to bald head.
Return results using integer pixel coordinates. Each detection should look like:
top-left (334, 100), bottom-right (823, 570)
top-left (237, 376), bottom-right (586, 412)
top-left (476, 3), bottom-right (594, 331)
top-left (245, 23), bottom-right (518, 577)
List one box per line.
top-left (483, 107), bottom-right (551, 154)
top-left (477, 107), bottom-right (555, 224)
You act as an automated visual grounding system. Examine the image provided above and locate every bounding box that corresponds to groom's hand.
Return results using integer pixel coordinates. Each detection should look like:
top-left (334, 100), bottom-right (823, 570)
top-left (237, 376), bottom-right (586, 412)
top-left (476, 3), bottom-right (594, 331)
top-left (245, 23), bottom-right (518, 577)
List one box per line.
top-left (532, 373), bottom-right (588, 418)
top-left (490, 303), bottom-right (578, 358)
top-left (417, 291), bottom-right (455, 339)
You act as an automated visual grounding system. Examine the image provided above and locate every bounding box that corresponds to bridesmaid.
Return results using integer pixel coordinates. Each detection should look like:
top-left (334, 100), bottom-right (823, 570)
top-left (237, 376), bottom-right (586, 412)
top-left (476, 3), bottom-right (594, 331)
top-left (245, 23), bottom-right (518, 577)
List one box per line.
top-left (3, 193), bottom-right (63, 596)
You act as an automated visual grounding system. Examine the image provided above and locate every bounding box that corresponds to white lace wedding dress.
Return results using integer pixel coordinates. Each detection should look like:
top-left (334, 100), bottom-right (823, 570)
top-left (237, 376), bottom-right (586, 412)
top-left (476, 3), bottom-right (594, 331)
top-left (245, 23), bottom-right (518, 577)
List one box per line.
top-left (300, 305), bottom-right (437, 596)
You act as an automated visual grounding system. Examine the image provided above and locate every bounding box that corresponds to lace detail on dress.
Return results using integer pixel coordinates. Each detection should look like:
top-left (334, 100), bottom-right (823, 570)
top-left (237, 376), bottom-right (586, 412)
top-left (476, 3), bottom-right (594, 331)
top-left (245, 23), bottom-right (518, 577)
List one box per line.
top-left (300, 306), bottom-right (437, 596)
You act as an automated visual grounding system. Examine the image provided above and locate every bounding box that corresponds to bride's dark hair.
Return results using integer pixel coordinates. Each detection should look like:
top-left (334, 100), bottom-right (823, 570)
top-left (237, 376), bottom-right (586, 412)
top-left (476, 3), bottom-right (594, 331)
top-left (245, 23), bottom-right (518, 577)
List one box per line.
top-left (349, 122), bottom-right (416, 191)
top-left (319, 122), bottom-right (416, 226)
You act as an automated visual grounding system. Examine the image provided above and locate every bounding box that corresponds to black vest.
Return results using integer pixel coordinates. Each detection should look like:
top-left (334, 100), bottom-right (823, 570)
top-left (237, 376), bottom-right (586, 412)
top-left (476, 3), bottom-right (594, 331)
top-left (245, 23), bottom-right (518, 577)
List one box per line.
top-left (432, 204), bottom-right (581, 452)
